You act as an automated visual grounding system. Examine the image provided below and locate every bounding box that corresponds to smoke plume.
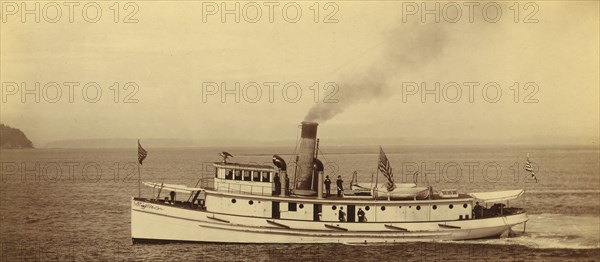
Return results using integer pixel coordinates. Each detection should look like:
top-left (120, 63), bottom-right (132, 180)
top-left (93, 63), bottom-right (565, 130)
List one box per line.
top-left (304, 24), bottom-right (447, 123)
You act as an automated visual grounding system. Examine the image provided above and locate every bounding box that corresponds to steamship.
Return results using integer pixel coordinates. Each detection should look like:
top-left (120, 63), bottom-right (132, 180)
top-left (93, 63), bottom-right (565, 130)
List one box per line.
top-left (131, 122), bottom-right (528, 243)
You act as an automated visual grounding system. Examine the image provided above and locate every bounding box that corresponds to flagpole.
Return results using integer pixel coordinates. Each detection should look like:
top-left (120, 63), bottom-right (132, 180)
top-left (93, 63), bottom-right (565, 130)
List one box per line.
top-left (137, 139), bottom-right (141, 199)
top-left (138, 161), bottom-right (141, 198)
top-left (375, 146), bottom-right (381, 199)
top-left (137, 139), bottom-right (148, 199)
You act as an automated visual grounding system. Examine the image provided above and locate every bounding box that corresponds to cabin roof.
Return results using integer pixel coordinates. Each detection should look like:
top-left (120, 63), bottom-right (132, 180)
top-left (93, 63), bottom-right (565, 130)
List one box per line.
top-left (213, 162), bottom-right (275, 170)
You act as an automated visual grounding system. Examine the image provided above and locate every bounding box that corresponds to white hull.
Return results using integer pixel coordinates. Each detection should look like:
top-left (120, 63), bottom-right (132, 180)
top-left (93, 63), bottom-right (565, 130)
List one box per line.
top-left (131, 199), bottom-right (528, 243)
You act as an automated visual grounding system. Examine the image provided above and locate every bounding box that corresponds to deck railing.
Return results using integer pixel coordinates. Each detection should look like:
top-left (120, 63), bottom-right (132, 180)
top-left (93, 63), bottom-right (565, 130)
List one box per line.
top-left (214, 182), bottom-right (273, 196)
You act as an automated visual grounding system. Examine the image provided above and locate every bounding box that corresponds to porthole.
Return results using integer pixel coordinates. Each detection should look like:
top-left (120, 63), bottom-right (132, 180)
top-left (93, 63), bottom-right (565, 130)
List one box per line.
top-left (449, 204), bottom-right (454, 209)
top-left (416, 206), bottom-right (421, 210)
top-left (332, 205), bottom-right (337, 210)
top-left (248, 200), bottom-right (254, 205)
top-left (231, 199), bottom-right (236, 204)
top-left (463, 204), bottom-right (468, 208)
top-left (299, 204), bottom-right (304, 209)
top-left (365, 206), bottom-right (370, 211)
top-left (432, 205), bottom-right (437, 210)
top-left (381, 206), bottom-right (386, 211)
top-left (399, 206), bottom-right (402, 209)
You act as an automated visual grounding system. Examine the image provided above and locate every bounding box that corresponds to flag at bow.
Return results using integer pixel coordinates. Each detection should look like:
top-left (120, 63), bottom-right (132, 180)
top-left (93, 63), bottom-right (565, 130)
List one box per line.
top-left (524, 153), bottom-right (537, 182)
top-left (378, 146), bottom-right (396, 191)
top-left (138, 140), bottom-right (148, 165)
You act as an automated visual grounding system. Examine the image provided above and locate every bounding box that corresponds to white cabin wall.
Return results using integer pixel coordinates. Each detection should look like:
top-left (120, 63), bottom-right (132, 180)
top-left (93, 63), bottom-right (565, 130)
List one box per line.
top-left (214, 178), bottom-right (273, 196)
top-left (278, 202), bottom-right (313, 220)
top-left (430, 202), bottom-right (472, 221)
top-left (206, 195), bottom-right (271, 218)
top-left (206, 194), bottom-right (474, 222)
top-left (322, 204), bottom-right (342, 221)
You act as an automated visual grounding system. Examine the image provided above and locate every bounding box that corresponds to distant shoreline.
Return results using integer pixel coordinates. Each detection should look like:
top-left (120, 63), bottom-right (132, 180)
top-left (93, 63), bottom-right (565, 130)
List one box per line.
top-left (3, 144), bottom-right (598, 151)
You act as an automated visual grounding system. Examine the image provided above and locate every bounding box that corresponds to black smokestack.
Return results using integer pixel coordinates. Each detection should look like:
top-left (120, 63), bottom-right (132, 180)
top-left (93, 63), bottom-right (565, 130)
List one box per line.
top-left (294, 122), bottom-right (318, 195)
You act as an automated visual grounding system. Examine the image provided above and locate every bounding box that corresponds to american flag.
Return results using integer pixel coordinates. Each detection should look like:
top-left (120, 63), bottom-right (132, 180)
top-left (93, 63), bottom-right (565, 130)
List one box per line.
top-left (138, 140), bottom-right (148, 165)
top-left (378, 146), bottom-right (396, 191)
top-left (524, 154), bottom-right (537, 182)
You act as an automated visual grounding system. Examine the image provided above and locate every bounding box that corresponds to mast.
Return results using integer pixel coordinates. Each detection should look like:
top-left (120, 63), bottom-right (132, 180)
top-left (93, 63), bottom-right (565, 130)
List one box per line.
top-left (374, 163), bottom-right (379, 199)
top-left (312, 138), bottom-right (320, 191)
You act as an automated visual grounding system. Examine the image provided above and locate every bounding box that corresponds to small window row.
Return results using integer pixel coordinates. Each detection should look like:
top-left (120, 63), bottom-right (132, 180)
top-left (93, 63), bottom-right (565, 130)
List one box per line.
top-left (219, 169), bottom-right (272, 182)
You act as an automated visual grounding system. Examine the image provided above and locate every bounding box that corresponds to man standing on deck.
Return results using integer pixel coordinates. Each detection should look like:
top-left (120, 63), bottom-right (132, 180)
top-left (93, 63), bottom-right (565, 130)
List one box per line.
top-left (324, 175), bottom-right (332, 197)
top-left (336, 176), bottom-right (344, 197)
top-left (357, 208), bottom-right (366, 222)
top-left (473, 202), bottom-right (483, 219)
top-left (284, 173), bottom-right (290, 195)
top-left (273, 173), bottom-right (281, 195)
top-left (338, 207), bottom-right (346, 222)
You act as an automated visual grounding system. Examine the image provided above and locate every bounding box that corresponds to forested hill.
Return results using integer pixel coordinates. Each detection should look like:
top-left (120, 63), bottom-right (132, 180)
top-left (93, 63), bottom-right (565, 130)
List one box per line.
top-left (0, 124), bottom-right (34, 149)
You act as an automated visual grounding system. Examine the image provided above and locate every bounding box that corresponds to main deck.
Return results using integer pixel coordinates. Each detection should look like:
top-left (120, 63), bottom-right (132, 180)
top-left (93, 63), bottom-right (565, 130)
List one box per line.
top-left (131, 196), bottom-right (528, 243)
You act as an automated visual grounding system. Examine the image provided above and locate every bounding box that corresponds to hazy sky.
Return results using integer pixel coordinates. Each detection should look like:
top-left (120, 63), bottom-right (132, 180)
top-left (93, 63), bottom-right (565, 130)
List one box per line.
top-left (1, 1), bottom-right (598, 146)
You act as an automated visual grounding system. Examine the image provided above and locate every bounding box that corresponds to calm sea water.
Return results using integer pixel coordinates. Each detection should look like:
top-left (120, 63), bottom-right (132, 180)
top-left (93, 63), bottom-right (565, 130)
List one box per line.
top-left (1, 145), bottom-right (598, 261)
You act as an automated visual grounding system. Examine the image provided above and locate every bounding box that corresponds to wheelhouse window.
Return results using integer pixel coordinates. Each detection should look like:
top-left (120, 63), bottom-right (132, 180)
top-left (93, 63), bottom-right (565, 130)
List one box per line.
top-left (261, 171), bottom-right (270, 182)
top-left (243, 170), bottom-right (251, 181)
top-left (225, 169), bottom-right (233, 180)
top-left (234, 170), bottom-right (242, 180)
top-left (252, 171), bottom-right (261, 182)
top-left (288, 202), bottom-right (297, 212)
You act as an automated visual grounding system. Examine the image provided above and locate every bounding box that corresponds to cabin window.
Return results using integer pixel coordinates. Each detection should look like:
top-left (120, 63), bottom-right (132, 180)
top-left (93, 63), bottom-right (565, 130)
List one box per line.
top-left (381, 206), bottom-right (386, 211)
top-left (288, 203), bottom-right (297, 212)
top-left (252, 171), bottom-right (261, 182)
top-left (432, 205), bottom-right (437, 210)
top-left (261, 172), bottom-right (270, 182)
top-left (449, 204), bottom-right (454, 209)
top-left (234, 170), bottom-right (242, 180)
top-left (243, 170), bottom-right (251, 181)
top-left (299, 204), bottom-right (304, 209)
top-left (248, 200), bottom-right (254, 205)
top-left (465, 215), bottom-right (469, 219)
top-left (416, 206), bottom-right (421, 210)
top-left (215, 168), bottom-right (218, 178)
top-left (459, 215), bottom-right (463, 220)
top-left (463, 204), bottom-right (468, 209)
top-left (365, 206), bottom-right (370, 211)
top-left (399, 206), bottom-right (402, 209)
top-left (225, 169), bottom-right (233, 180)
top-left (231, 199), bottom-right (236, 204)
top-left (332, 205), bottom-right (337, 210)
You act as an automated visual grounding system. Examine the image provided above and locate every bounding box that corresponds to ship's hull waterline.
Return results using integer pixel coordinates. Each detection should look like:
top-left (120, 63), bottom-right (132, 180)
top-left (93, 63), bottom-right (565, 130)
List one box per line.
top-left (131, 199), bottom-right (528, 243)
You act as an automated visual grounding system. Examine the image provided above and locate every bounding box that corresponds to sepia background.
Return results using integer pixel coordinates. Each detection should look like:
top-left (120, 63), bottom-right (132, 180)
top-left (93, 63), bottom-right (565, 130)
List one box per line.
top-left (1, 1), bottom-right (598, 147)
top-left (1, 1), bottom-right (599, 261)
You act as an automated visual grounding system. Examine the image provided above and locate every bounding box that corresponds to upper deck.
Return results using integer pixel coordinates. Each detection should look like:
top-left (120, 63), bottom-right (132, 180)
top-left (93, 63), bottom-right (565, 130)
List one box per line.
top-left (210, 162), bottom-right (277, 196)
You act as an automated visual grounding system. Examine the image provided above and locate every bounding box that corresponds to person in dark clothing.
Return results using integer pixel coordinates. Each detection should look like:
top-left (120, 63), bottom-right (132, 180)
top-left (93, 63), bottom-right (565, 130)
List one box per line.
top-left (169, 191), bottom-right (176, 204)
top-left (336, 176), bottom-right (344, 197)
top-left (338, 207), bottom-right (346, 222)
top-left (357, 208), bottom-right (366, 222)
top-left (273, 173), bottom-right (281, 195)
top-left (284, 173), bottom-right (290, 195)
top-left (473, 202), bottom-right (482, 219)
top-left (324, 175), bottom-right (332, 197)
